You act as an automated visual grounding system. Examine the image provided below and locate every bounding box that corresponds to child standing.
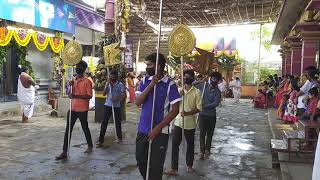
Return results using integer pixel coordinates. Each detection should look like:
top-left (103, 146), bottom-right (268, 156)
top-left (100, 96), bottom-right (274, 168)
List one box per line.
top-left (283, 80), bottom-right (300, 123)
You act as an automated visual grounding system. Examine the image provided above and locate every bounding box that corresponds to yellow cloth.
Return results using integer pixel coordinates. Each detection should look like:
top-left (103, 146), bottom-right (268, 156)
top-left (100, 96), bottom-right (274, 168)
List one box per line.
top-left (174, 86), bottom-right (202, 129)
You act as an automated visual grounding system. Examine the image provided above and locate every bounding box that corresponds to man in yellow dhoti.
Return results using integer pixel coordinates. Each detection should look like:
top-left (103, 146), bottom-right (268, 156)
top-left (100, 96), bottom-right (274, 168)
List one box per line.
top-left (17, 67), bottom-right (36, 123)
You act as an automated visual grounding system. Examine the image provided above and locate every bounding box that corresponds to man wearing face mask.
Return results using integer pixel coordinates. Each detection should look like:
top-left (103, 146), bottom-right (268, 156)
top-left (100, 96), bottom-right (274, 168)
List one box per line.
top-left (197, 72), bottom-right (222, 160)
top-left (135, 53), bottom-right (181, 180)
top-left (165, 69), bottom-right (202, 176)
top-left (96, 69), bottom-right (126, 146)
top-left (56, 61), bottom-right (93, 160)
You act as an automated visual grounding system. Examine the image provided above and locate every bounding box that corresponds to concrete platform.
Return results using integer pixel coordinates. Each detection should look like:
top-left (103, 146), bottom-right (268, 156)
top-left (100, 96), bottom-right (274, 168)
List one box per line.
top-left (267, 108), bottom-right (313, 180)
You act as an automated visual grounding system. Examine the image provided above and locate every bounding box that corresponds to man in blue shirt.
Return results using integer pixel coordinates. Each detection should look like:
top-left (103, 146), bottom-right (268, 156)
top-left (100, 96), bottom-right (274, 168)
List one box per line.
top-left (197, 72), bottom-right (222, 160)
top-left (96, 69), bottom-right (126, 147)
top-left (135, 53), bottom-right (181, 180)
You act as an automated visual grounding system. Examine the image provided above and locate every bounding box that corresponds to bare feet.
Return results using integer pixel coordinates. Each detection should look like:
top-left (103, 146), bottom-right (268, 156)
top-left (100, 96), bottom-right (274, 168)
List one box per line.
top-left (96, 141), bottom-right (103, 148)
top-left (55, 152), bottom-right (67, 160)
top-left (22, 120), bottom-right (32, 123)
top-left (204, 150), bottom-right (210, 159)
top-left (199, 153), bottom-right (205, 160)
top-left (164, 169), bottom-right (178, 176)
top-left (84, 146), bottom-right (93, 153)
top-left (187, 166), bottom-right (193, 173)
top-left (114, 139), bottom-right (123, 144)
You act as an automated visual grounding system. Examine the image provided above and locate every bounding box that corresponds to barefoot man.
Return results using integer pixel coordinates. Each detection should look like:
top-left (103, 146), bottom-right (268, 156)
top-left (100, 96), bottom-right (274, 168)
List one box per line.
top-left (17, 66), bottom-right (36, 123)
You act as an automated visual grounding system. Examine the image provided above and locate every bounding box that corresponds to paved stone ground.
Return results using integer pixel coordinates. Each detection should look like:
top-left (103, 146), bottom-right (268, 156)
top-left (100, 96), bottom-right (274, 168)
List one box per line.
top-left (0, 99), bottom-right (281, 180)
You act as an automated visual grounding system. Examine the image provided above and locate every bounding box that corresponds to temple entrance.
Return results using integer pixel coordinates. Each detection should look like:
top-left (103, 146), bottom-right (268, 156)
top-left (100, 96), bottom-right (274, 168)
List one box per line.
top-left (0, 46), bottom-right (19, 102)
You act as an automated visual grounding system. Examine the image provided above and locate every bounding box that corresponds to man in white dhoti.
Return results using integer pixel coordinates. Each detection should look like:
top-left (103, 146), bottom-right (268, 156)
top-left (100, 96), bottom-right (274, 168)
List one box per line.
top-left (229, 77), bottom-right (241, 103)
top-left (218, 77), bottom-right (227, 101)
top-left (17, 67), bottom-right (36, 123)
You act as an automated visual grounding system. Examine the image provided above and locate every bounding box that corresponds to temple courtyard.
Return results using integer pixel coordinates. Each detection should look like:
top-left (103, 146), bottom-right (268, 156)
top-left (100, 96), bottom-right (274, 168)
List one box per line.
top-left (0, 99), bottom-right (291, 179)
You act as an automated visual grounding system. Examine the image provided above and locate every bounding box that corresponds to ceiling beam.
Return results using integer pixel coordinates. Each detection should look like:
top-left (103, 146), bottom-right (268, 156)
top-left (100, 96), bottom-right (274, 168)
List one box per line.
top-left (202, 11), bottom-right (213, 25)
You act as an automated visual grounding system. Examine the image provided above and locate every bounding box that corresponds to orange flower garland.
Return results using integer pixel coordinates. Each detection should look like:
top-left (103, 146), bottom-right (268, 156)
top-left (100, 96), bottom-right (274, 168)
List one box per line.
top-left (0, 28), bottom-right (14, 47)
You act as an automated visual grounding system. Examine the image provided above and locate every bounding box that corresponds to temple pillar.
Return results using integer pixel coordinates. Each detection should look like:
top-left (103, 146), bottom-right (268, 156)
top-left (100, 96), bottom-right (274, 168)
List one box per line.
top-left (286, 36), bottom-right (302, 75)
top-left (291, 47), bottom-right (302, 75)
top-left (294, 22), bottom-right (320, 73)
top-left (301, 39), bottom-right (317, 72)
top-left (284, 50), bottom-right (292, 75)
top-left (105, 0), bottom-right (115, 34)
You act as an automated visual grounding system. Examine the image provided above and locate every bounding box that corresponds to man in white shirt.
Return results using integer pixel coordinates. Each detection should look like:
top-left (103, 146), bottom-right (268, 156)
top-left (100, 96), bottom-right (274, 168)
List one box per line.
top-left (296, 66), bottom-right (319, 117)
top-left (229, 77), bottom-right (241, 103)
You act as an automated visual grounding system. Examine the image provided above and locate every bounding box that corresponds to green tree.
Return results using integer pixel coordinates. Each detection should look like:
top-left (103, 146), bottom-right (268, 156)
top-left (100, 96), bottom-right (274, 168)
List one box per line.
top-left (250, 24), bottom-right (273, 52)
top-left (259, 67), bottom-right (277, 81)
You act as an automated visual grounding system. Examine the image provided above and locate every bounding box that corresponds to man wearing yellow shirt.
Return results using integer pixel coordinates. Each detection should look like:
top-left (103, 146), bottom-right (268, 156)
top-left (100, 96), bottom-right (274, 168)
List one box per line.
top-left (165, 70), bottom-right (202, 176)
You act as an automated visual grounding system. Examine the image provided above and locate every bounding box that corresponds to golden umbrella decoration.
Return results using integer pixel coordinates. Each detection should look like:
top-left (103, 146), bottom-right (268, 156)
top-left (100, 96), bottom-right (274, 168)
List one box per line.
top-left (62, 40), bottom-right (83, 66)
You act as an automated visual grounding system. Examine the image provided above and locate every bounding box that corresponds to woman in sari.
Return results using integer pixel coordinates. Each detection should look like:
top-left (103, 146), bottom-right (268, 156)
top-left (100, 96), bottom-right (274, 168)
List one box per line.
top-left (127, 73), bottom-right (135, 103)
top-left (274, 75), bottom-right (290, 108)
top-left (253, 81), bottom-right (268, 108)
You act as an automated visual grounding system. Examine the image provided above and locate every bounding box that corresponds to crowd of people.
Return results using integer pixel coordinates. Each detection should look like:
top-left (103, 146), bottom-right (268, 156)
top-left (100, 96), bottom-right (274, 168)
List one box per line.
top-left (253, 66), bottom-right (320, 179)
top-left (253, 66), bottom-right (320, 124)
top-left (49, 52), bottom-right (231, 180)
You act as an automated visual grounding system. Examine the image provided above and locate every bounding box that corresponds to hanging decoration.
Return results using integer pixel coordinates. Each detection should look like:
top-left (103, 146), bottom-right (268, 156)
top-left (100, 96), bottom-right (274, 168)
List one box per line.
top-left (50, 37), bottom-right (64, 54)
top-left (0, 27), bottom-right (65, 53)
top-left (189, 49), bottom-right (239, 59)
top-left (117, 0), bottom-right (130, 33)
top-left (0, 28), bottom-right (13, 47)
top-left (32, 32), bottom-right (49, 51)
top-left (13, 29), bottom-right (32, 46)
top-left (52, 55), bottom-right (64, 88)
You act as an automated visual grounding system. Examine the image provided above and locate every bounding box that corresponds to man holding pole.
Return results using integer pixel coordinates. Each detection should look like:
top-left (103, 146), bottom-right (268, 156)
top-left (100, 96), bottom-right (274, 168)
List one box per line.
top-left (198, 72), bottom-right (222, 160)
top-left (165, 69), bottom-right (202, 176)
top-left (96, 69), bottom-right (126, 146)
top-left (56, 60), bottom-right (94, 160)
top-left (135, 53), bottom-right (181, 180)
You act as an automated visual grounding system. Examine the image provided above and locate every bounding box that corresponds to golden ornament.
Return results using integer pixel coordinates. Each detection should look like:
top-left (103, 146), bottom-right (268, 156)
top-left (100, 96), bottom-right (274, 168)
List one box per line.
top-left (62, 40), bottom-right (83, 66)
top-left (104, 43), bottom-right (122, 67)
top-left (168, 24), bottom-right (196, 57)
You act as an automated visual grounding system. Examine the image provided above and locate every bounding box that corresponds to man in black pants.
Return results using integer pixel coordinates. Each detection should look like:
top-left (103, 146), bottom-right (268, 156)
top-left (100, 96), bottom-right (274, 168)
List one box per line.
top-left (55, 61), bottom-right (93, 160)
top-left (135, 53), bottom-right (181, 180)
top-left (198, 72), bottom-right (222, 159)
top-left (96, 69), bottom-right (126, 146)
top-left (165, 69), bottom-right (202, 176)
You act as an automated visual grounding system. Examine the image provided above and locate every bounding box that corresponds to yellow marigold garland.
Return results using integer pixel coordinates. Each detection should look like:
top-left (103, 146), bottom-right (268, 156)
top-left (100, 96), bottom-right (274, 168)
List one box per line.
top-left (13, 30), bottom-right (32, 46)
top-left (49, 37), bottom-right (64, 54)
top-left (32, 32), bottom-right (49, 51)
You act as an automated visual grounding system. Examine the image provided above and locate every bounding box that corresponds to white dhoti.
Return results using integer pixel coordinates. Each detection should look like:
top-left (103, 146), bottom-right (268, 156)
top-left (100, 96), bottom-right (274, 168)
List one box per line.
top-left (312, 133), bottom-right (320, 180)
top-left (17, 76), bottom-right (35, 118)
top-left (233, 88), bottom-right (241, 101)
top-left (89, 89), bottom-right (95, 109)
